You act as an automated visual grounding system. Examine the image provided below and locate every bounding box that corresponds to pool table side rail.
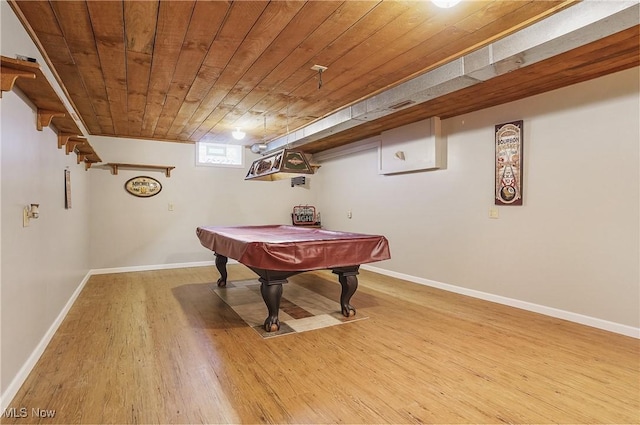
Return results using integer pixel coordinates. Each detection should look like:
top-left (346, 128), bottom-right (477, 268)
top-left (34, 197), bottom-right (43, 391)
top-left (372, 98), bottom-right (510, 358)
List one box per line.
top-left (196, 225), bottom-right (390, 271)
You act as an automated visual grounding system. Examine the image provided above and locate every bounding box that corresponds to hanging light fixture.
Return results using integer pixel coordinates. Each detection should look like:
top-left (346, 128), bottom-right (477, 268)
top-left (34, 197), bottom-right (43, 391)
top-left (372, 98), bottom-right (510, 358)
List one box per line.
top-left (245, 109), bottom-right (314, 181)
top-left (245, 148), bottom-right (314, 181)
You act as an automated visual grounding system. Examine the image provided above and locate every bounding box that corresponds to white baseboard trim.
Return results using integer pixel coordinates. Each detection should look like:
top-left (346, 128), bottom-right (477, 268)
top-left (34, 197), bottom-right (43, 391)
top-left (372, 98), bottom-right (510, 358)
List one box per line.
top-left (90, 260), bottom-right (221, 275)
top-left (88, 261), bottom-right (640, 338)
top-left (0, 271), bottom-right (92, 411)
top-left (362, 264), bottom-right (640, 339)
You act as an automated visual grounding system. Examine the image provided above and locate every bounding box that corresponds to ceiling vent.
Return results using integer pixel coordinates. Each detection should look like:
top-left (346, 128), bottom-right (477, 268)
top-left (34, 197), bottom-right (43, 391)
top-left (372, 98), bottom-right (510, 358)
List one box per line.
top-left (388, 100), bottom-right (416, 110)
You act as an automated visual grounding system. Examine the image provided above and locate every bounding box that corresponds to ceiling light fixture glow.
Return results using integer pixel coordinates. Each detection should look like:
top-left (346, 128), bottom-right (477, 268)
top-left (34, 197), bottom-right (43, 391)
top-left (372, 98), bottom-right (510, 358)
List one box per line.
top-left (232, 128), bottom-right (245, 140)
top-left (431, 0), bottom-right (462, 8)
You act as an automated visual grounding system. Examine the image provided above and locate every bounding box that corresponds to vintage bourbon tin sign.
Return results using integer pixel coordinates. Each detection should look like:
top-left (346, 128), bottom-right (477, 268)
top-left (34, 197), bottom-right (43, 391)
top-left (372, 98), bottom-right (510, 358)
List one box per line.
top-left (495, 120), bottom-right (523, 205)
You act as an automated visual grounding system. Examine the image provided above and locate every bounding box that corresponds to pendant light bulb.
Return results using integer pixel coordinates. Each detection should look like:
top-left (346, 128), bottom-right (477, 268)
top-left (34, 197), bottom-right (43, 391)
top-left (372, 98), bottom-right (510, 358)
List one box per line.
top-left (232, 128), bottom-right (245, 140)
top-left (431, 0), bottom-right (461, 8)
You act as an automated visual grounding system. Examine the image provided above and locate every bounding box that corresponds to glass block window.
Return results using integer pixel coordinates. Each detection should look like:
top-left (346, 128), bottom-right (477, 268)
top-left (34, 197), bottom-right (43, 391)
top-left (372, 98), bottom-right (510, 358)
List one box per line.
top-left (196, 142), bottom-right (244, 167)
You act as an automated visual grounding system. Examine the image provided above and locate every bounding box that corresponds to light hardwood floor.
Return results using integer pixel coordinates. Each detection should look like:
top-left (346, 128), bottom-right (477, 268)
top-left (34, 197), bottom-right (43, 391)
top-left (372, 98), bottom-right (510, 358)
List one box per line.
top-left (4, 266), bottom-right (639, 424)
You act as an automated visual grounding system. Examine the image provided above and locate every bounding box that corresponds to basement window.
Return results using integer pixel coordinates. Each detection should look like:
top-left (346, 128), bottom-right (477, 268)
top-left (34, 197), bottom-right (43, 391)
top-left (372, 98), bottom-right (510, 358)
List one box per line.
top-left (196, 142), bottom-right (244, 168)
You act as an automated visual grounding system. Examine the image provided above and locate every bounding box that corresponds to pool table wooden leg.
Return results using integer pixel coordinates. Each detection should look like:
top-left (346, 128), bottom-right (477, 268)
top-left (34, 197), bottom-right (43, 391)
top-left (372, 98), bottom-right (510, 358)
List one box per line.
top-left (333, 266), bottom-right (360, 317)
top-left (259, 279), bottom-right (284, 332)
top-left (214, 254), bottom-right (228, 287)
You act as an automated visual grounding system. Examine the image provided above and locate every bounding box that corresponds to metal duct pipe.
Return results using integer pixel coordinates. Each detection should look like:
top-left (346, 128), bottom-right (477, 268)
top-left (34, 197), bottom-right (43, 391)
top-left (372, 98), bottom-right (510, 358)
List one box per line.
top-left (265, 1), bottom-right (639, 154)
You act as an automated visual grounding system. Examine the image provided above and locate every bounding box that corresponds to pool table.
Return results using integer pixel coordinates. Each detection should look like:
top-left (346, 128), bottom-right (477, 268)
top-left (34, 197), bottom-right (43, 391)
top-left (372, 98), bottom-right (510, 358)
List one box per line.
top-left (196, 225), bottom-right (391, 332)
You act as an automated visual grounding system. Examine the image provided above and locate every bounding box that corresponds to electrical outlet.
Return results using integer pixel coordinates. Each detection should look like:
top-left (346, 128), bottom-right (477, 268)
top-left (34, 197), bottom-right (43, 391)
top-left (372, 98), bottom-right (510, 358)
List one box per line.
top-left (168, 203), bottom-right (174, 211)
top-left (489, 207), bottom-right (499, 219)
top-left (347, 210), bottom-right (352, 219)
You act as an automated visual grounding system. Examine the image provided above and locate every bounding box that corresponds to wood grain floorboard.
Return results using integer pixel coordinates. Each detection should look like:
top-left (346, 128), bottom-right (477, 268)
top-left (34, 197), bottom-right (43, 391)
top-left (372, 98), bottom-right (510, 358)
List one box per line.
top-left (3, 266), bottom-right (639, 424)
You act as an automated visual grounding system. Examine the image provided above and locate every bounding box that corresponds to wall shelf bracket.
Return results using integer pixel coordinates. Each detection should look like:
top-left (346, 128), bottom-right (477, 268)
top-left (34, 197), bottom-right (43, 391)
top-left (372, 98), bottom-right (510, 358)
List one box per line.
top-left (0, 66), bottom-right (35, 97)
top-left (37, 109), bottom-right (65, 131)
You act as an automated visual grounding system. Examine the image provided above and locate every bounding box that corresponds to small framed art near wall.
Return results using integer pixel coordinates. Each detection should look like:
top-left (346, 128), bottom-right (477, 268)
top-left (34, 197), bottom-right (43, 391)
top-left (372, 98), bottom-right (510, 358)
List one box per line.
top-left (64, 168), bottom-right (72, 209)
top-left (495, 120), bottom-right (523, 205)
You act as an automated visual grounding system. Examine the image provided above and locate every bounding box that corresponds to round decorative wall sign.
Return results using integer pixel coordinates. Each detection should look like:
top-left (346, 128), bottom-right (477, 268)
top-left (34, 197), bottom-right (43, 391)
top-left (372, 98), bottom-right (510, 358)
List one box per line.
top-left (124, 176), bottom-right (162, 197)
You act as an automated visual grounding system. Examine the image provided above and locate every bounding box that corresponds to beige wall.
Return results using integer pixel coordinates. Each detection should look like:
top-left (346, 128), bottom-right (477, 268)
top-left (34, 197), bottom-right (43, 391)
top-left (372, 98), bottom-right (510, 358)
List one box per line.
top-left (1, 0), bottom-right (92, 400)
top-left (1, 93), bottom-right (93, 395)
top-left (315, 67), bottom-right (639, 329)
top-left (88, 137), bottom-right (316, 269)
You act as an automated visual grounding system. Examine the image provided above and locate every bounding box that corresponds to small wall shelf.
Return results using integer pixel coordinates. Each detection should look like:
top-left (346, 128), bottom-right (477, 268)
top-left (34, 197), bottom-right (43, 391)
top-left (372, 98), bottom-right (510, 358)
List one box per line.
top-left (107, 163), bottom-right (175, 178)
top-left (1, 56), bottom-right (81, 135)
top-left (1, 55), bottom-right (101, 170)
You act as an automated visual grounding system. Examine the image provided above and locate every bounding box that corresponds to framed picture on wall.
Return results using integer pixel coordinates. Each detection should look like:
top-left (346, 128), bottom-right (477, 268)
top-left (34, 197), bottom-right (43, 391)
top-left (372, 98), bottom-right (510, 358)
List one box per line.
top-left (64, 169), bottom-right (72, 209)
top-left (495, 120), bottom-right (523, 205)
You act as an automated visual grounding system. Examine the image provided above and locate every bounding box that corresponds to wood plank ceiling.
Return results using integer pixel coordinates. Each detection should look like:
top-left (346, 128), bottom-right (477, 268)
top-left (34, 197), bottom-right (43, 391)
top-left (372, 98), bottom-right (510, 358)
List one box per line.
top-left (8, 0), bottom-right (639, 154)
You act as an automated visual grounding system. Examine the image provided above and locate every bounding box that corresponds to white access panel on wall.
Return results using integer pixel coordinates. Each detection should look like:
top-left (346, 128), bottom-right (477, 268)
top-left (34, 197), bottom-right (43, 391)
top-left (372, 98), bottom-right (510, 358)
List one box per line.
top-left (378, 117), bottom-right (443, 175)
